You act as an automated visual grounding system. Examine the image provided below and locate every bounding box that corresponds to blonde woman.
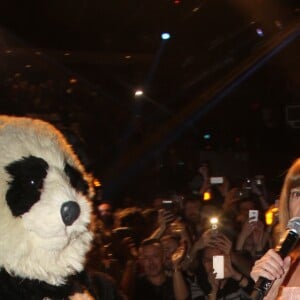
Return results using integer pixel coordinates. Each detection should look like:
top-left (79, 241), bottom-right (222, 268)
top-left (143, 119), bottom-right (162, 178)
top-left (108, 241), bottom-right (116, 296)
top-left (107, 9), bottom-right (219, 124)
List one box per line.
top-left (250, 158), bottom-right (300, 299)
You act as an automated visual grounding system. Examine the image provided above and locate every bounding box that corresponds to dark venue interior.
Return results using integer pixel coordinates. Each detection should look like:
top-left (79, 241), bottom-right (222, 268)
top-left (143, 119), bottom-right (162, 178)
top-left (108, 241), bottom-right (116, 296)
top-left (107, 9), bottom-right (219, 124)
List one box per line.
top-left (0, 0), bottom-right (299, 205)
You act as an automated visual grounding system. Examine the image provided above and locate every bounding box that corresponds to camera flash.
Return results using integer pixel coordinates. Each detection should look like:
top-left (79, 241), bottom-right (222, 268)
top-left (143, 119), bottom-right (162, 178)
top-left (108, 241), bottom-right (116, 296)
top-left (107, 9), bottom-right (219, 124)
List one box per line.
top-left (210, 217), bottom-right (218, 230)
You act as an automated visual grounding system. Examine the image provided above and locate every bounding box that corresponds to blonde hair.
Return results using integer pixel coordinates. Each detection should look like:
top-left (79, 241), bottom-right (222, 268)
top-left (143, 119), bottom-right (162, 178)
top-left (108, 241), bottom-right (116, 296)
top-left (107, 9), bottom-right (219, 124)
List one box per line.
top-left (279, 158), bottom-right (300, 234)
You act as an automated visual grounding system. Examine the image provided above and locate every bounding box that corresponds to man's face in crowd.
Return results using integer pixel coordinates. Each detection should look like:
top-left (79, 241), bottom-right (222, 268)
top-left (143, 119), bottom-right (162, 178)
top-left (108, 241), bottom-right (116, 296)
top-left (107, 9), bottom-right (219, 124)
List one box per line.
top-left (184, 200), bottom-right (201, 223)
top-left (98, 203), bottom-right (114, 227)
top-left (98, 203), bottom-right (112, 216)
top-left (139, 243), bottom-right (164, 277)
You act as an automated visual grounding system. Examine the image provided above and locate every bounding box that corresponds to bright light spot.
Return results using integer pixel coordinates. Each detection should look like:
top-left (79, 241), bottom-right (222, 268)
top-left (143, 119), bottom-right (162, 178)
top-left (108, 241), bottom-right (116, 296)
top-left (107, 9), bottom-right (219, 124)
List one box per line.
top-left (203, 133), bottom-right (211, 140)
top-left (256, 28), bottom-right (264, 37)
top-left (5, 50), bottom-right (12, 54)
top-left (93, 178), bottom-right (102, 187)
top-left (64, 52), bottom-right (71, 56)
top-left (210, 217), bottom-right (218, 225)
top-left (135, 90), bottom-right (144, 97)
top-left (203, 191), bottom-right (211, 201)
top-left (69, 78), bottom-right (78, 84)
top-left (193, 7), bottom-right (200, 12)
top-left (265, 211), bottom-right (273, 226)
top-left (125, 55), bottom-right (131, 59)
top-left (161, 32), bottom-right (171, 40)
top-left (174, 0), bottom-right (180, 4)
top-left (25, 64), bottom-right (32, 69)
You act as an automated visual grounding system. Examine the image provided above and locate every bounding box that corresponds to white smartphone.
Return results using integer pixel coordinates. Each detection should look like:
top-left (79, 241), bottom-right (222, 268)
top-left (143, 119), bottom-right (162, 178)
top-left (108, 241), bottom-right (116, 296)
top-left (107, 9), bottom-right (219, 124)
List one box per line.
top-left (210, 177), bottom-right (224, 184)
top-left (249, 210), bottom-right (259, 223)
top-left (213, 255), bottom-right (224, 279)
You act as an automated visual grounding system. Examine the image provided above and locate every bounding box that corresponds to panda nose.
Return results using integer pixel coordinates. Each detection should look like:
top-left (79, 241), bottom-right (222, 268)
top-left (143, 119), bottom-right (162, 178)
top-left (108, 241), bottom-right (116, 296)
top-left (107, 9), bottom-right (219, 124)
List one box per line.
top-left (61, 201), bottom-right (80, 226)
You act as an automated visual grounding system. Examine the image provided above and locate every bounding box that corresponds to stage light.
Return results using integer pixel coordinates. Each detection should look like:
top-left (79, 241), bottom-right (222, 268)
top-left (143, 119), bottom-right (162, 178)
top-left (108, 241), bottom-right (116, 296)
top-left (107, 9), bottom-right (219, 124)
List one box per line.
top-left (161, 32), bottom-right (171, 40)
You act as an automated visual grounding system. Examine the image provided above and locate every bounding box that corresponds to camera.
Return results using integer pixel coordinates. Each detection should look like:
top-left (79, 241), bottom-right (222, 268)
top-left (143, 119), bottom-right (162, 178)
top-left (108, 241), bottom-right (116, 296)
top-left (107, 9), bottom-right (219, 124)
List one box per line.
top-left (235, 188), bottom-right (251, 200)
top-left (210, 217), bottom-right (219, 232)
top-left (111, 227), bottom-right (136, 244)
top-left (162, 199), bottom-right (174, 211)
top-left (244, 178), bottom-right (252, 190)
top-left (254, 175), bottom-right (264, 186)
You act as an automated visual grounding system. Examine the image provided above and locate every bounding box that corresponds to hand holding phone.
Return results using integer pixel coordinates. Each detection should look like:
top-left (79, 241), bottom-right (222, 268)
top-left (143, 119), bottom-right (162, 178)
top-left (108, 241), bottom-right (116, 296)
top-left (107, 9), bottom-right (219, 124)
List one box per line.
top-left (162, 199), bottom-right (174, 211)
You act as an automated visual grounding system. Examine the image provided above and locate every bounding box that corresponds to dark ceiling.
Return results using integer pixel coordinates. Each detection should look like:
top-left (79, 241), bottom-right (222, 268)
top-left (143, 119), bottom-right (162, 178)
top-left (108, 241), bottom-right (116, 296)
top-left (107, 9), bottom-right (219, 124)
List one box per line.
top-left (0, 0), bottom-right (299, 202)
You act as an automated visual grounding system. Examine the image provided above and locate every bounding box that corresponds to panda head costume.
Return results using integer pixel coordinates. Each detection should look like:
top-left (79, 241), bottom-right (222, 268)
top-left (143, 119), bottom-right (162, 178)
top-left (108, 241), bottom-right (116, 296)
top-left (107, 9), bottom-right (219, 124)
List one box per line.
top-left (0, 115), bottom-right (96, 298)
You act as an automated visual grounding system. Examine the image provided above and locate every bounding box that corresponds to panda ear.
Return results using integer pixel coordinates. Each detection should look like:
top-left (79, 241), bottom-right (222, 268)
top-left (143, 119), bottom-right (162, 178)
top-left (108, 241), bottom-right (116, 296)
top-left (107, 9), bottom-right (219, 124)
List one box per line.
top-left (64, 163), bottom-right (89, 195)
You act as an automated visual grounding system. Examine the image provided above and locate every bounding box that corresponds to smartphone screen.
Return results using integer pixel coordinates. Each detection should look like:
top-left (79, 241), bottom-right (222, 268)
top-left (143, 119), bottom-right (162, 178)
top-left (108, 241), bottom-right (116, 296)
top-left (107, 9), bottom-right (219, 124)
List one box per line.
top-left (213, 255), bottom-right (224, 279)
top-left (249, 210), bottom-right (259, 222)
top-left (210, 177), bottom-right (224, 184)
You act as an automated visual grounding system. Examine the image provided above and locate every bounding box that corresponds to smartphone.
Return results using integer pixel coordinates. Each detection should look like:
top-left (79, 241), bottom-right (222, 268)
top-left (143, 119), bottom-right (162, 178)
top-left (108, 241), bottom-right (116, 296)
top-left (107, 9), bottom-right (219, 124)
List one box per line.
top-left (249, 210), bottom-right (259, 223)
top-left (210, 217), bottom-right (218, 231)
top-left (111, 227), bottom-right (135, 243)
top-left (162, 199), bottom-right (174, 211)
top-left (213, 255), bottom-right (224, 279)
top-left (210, 177), bottom-right (224, 184)
top-left (254, 175), bottom-right (264, 186)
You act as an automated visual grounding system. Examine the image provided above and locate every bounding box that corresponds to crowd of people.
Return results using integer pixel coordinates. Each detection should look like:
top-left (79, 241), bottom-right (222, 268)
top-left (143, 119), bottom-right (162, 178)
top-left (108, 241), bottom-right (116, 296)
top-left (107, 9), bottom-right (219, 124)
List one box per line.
top-left (83, 157), bottom-right (299, 300)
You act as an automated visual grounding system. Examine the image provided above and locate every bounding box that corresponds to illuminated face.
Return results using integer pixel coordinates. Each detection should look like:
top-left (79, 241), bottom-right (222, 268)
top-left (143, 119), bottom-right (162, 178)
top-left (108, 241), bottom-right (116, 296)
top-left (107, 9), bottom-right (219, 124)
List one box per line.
top-left (98, 203), bottom-right (112, 216)
top-left (139, 243), bottom-right (164, 277)
top-left (289, 188), bottom-right (300, 218)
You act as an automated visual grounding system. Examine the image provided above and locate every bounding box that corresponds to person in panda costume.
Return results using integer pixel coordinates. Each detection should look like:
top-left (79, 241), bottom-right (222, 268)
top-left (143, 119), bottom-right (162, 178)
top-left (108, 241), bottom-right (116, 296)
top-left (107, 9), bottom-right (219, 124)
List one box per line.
top-left (0, 115), bottom-right (122, 300)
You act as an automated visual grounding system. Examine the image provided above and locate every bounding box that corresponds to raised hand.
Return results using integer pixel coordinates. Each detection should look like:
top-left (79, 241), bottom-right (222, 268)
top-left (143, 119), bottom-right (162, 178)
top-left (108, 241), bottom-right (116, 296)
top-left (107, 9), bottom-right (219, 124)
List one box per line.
top-left (120, 236), bottom-right (138, 260)
top-left (210, 233), bottom-right (232, 255)
top-left (171, 241), bottom-right (187, 268)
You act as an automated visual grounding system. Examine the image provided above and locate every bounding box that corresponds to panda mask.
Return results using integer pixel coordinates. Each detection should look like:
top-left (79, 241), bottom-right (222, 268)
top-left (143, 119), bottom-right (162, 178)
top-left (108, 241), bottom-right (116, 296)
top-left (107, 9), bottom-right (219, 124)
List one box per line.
top-left (0, 116), bottom-right (94, 286)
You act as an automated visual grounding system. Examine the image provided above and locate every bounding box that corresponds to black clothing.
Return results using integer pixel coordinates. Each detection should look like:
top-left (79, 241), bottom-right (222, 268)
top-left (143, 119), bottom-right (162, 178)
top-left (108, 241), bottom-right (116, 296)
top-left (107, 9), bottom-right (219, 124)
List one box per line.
top-left (134, 275), bottom-right (175, 300)
top-left (0, 268), bottom-right (123, 300)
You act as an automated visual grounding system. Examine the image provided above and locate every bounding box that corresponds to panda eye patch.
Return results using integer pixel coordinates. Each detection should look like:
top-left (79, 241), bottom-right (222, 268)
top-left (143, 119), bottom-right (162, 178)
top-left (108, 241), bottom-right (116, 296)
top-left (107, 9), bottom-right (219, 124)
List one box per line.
top-left (64, 163), bottom-right (89, 195)
top-left (5, 156), bottom-right (49, 216)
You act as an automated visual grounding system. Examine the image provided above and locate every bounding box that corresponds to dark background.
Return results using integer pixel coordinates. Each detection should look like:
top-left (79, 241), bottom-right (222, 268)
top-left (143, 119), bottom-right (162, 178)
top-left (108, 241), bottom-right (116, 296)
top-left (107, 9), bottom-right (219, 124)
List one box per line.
top-left (0, 0), bottom-right (299, 204)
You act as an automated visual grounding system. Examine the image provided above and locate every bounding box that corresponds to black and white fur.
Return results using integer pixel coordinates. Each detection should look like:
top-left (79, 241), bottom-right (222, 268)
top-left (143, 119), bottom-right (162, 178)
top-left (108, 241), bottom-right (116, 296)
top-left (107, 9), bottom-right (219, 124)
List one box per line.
top-left (0, 116), bottom-right (96, 299)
